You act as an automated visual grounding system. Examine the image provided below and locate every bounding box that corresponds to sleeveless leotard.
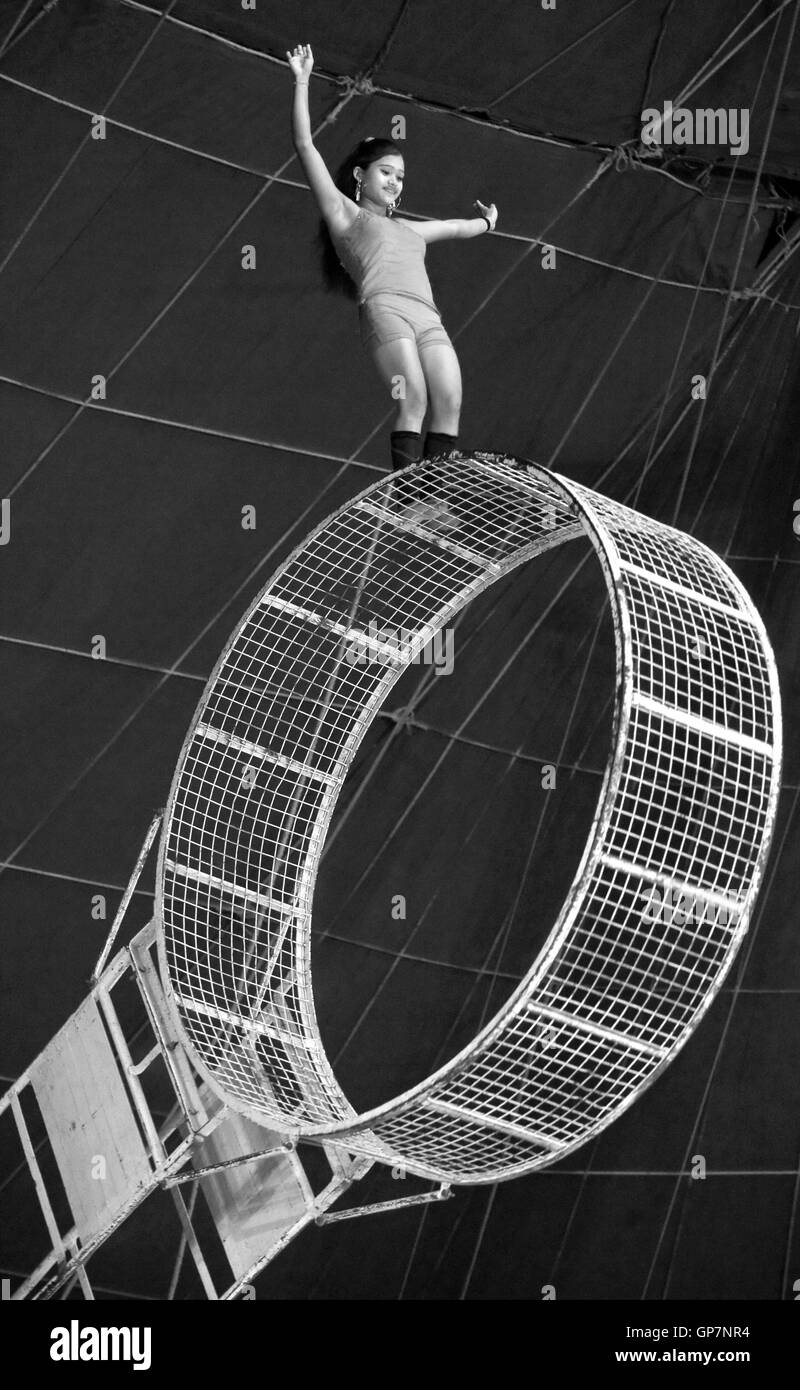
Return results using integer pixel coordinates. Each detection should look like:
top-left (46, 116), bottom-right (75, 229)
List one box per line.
top-left (331, 208), bottom-right (437, 308)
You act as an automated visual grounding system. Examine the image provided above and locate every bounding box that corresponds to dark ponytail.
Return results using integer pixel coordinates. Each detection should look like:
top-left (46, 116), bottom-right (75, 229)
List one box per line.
top-left (315, 136), bottom-right (403, 300)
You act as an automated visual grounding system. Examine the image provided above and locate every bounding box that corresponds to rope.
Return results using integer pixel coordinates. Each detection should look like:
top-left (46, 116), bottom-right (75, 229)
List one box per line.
top-left (0, 625), bottom-right (607, 778)
top-left (0, 75), bottom-right (362, 500)
top-left (397, 1203), bottom-right (429, 1299)
top-left (781, 941), bottom-right (800, 1294)
top-left (0, 0), bottom-right (771, 1041)
top-left (0, 75), bottom-right (796, 309)
top-left (0, 119), bottom-right (605, 885)
top-left (628, 0), bottom-right (797, 156)
top-left (321, 580), bottom-right (528, 867)
top-left (702, 277), bottom-right (799, 550)
top-left (649, 271), bottom-right (800, 1293)
top-left (317, 557), bottom-right (603, 940)
top-left (333, 74), bottom-right (376, 98)
top-left (2, 856), bottom-right (526, 989)
top-left (0, 202), bottom-right (797, 500)
top-left (489, 0), bottom-right (647, 105)
top-left (451, 155), bottom-right (615, 343)
top-left (0, 0), bottom-right (40, 60)
top-left (0, 631), bottom-right (207, 681)
top-left (0, 443), bottom-right (354, 886)
top-left (608, 142), bottom-right (664, 172)
top-left (35, 70), bottom-right (669, 973)
top-left (5, 0), bottom-right (798, 1285)
top-left (88, 0), bottom-right (800, 207)
top-left (0, 0), bottom-right (183, 278)
top-left (540, 264), bottom-right (799, 1295)
top-left (638, 0), bottom-right (679, 119)
top-left (670, 0), bottom-right (799, 526)
top-left (632, 138), bottom-right (746, 509)
top-left (0, 371), bottom-right (388, 495)
top-left (0, 0), bottom-right (795, 1305)
top-left (457, 103), bottom-right (799, 1297)
top-left (462, 277), bottom-right (797, 1302)
top-left (544, 24), bottom-right (800, 1278)
top-left (459, 1185), bottom-right (497, 1299)
top-left (2, 5), bottom-right (788, 979)
top-left (323, 602), bottom-right (611, 1073)
top-left (542, 205), bottom-right (699, 474)
top-left (459, 608), bottom-right (611, 1298)
top-left (585, 264), bottom-right (780, 500)
top-left (644, 307), bottom-right (800, 1300)
top-left (674, 0), bottom-right (798, 110)
top-left (653, 784), bottom-right (800, 1300)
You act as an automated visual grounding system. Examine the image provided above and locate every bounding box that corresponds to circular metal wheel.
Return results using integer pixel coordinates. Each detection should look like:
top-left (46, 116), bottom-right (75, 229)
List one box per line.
top-left (156, 453), bottom-right (782, 1184)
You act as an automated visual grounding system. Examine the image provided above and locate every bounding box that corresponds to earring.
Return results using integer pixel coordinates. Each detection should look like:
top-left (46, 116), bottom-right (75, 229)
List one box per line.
top-left (355, 178), bottom-right (361, 202)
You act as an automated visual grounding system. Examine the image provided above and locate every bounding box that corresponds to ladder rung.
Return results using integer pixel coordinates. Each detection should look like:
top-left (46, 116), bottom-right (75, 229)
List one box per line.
top-left (631, 691), bottom-right (774, 757)
top-left (164, 859), bottom-right (296, 918)
top-left (173, 992), bottom-right (307, 1051)
top-left (424, 1097), bottom-right (563, 1151)
top-left (262, 593), bottom-right (398, 655)
top-left (598, 853), bottom-right (744, 915)
top-left (526, 1002), bottom-right (667, 1059)
top-left (195, 721), bottom-right (337, 786)
top-left (618, 557), bottom-right (750, 621)
top-left (356, 498), bottom-right (501, 571)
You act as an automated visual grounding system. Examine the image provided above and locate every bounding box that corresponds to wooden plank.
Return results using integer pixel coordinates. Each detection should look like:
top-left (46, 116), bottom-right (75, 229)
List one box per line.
top-left (30, 998), bottom-right (153, 1244)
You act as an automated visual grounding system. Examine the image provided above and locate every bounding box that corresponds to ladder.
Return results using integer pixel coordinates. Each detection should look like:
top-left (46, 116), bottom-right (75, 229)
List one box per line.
top-left (0, 915), bottom-right (369, 1300)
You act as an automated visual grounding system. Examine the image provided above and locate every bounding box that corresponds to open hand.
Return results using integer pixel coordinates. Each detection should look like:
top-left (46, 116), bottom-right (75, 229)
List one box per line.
top-left (287, 43), bottom-right (314, 80)
top-left (475, 199), bottom-right (498, 230)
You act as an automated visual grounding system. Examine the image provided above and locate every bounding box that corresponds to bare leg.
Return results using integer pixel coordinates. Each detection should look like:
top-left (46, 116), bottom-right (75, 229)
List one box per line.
top-left (418, 342), bottom-right (463, 436)
top-left (368, 337), bottom-right (428, 430)
top-left (368, 337), bottom-right (460, 532)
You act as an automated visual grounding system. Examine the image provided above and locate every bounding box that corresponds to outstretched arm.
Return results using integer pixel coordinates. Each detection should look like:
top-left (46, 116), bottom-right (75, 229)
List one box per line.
top-left (400, 200), bottom-right (499, 243)
top-left (287, 43), bottom-right (350, 233)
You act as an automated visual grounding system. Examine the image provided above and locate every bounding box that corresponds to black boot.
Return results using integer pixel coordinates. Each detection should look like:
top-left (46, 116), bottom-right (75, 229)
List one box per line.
top-left (390, 429), bottom-right (422, 472)
top-left (400, 431), bottom-right (461, 535)
top-left (423, 430), bottom-right (459, 460)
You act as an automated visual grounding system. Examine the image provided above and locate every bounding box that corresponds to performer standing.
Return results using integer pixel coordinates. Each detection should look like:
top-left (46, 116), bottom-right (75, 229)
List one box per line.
top-left (287, 43), bottom-right (497, 482)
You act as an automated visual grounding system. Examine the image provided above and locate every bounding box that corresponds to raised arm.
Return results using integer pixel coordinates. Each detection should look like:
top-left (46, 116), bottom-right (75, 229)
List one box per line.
top-left (287, 44), bottom-right (352, 235)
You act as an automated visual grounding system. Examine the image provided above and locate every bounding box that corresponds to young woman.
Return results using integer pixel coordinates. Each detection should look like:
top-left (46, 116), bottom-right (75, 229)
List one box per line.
top-left (287, 42), bottom-right (498, 484)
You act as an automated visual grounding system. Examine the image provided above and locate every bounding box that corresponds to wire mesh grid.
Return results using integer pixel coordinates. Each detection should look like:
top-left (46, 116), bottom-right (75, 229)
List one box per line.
top-left (156, 453), bottom-right (782, 1184)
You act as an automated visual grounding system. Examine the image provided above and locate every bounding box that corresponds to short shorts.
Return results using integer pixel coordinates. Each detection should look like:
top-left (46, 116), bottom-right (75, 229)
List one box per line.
top-left (359, 291), bottom-right (453, 353)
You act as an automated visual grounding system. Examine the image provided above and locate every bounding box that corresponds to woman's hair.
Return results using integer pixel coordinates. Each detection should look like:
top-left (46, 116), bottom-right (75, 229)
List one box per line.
top-left (315, 136), bottom-right (403, 300)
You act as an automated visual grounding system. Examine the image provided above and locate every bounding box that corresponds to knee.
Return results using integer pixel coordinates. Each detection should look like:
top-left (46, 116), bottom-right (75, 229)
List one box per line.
top-left (434, 382), bottom-right (462, 418)
top-left (406, 378), bottom-right (428, 415)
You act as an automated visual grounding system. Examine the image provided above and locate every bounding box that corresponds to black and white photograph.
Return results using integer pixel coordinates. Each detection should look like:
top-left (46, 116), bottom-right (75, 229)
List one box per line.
top-left (0, 0), bottom-right (799, 1354)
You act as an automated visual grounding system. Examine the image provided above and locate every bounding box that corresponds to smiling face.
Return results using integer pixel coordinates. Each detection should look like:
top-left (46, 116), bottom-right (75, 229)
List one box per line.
top-left (354, 152), bottom-right (405, 213)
